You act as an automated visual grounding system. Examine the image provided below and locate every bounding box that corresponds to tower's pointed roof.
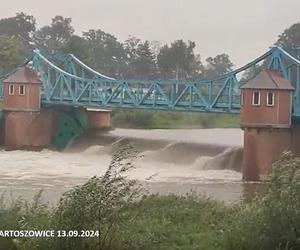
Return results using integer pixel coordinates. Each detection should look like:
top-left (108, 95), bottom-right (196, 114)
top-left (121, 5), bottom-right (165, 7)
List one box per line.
top-left (3, 67), bottom-right (41, 84)
top-left (240, 69), bottom-right (294, 90)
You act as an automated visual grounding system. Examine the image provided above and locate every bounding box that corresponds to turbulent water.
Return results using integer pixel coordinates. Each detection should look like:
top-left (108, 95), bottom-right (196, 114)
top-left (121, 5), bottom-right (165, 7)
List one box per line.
top-left (0, 128), bottom-right (259, 203)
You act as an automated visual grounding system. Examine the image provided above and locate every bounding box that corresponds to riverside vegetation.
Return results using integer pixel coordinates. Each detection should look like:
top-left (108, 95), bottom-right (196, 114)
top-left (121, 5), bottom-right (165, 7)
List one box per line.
top-left (112, 110), bottom-right (240, 129)
top-left (0, 144), bottom-right (300, 250)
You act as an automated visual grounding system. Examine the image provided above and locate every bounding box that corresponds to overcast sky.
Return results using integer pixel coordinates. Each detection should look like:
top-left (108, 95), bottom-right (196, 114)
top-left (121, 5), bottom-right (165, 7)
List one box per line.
top-left (1, 0), bottom-right (300, 67)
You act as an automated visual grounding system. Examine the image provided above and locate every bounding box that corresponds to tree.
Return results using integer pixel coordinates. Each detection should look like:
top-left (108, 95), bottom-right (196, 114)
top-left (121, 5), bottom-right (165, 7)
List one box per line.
top-left (34, 16), bottom-right (74, 53)
top-left (275, 23), bottom-right (300, 49)
top-left (0, 12), bottom-right (36, 54)
top-left (149, 40), bottom-right (162, 63)
top-left (124, 36), bottom-right (141, 61)
top-left (83, 29), bottom-right (126, 77)
top-left (134, 41), bottom-right (157, 79)
top-left (157, 40), bottom-right (202, 79)
top-left (273, 23), bottom-right (300, 61)
top-left (60, 35), bottom-right (90, 62)
top-left (203, 54), bottom-right (233, 79)
top-left (123, 37), bottom-right (157, 79)
top-left (0, 35), bottom-right (24, 74)
top-left (123, 36), bottom-right (141, 78)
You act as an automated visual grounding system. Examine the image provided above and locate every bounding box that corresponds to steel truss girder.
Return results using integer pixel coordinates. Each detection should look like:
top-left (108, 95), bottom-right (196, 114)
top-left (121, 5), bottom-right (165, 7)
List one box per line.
top-left (3, 47), bottom-right (300, 116)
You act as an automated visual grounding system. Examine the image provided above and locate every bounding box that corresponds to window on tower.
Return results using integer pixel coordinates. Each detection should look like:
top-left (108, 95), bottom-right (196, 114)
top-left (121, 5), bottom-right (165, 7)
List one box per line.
top-left (267, 91), bottom-right (275, 106)
top-left (8, 84), bottom-right (14, 95)
top-left (252, 91), bottom-right (260, 106)
top-left (19, 85), bottom-right (26, 95)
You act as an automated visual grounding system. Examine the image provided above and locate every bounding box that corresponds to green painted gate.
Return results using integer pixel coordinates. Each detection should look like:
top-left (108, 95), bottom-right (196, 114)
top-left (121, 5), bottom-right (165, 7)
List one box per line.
top-left (51, 109), bottom-right (89, 150)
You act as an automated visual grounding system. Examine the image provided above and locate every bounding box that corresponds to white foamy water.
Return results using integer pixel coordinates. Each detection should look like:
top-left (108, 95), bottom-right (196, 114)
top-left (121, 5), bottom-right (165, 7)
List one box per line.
top-left (0, 149), bottom-right (111, 180)
top-left (108, 128), bottom-right (243, 147)
top-left (0, 128), bottom-right (248, 203)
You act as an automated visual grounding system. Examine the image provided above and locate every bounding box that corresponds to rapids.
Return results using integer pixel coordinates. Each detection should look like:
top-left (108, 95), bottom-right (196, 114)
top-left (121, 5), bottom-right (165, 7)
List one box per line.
top-left (0, 128), bottom-right (260, 203)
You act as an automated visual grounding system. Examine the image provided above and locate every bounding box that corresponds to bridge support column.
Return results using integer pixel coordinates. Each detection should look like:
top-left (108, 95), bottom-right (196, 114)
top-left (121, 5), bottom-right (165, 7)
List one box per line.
top-left (86, 109), bottom-right (111, 130)
top-left (242, 128), bottom-right (292, 180)
top-left (4, 110), bottom-right (56, 150)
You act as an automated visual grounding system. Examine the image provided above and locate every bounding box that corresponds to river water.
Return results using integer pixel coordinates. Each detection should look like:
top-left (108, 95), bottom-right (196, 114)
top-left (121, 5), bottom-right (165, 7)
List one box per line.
top-left (0, 128), bottom-right (260, 203)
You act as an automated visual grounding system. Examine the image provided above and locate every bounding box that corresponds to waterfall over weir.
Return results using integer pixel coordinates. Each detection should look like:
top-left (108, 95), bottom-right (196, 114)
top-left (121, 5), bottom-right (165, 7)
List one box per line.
top-left (0, 129), bottom-right (250, 203)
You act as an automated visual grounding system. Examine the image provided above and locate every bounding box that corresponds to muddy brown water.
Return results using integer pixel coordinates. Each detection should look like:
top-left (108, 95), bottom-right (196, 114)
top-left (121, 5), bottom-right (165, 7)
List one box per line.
top-left (0, 128), bottom-right (261, 203)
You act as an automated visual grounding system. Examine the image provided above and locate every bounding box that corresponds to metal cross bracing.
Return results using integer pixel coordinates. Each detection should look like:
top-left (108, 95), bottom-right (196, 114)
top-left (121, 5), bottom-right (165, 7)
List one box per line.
top-left (32, 49), bottom-right (241, 113)
top-left (2, 46), bottom-right (300, 116)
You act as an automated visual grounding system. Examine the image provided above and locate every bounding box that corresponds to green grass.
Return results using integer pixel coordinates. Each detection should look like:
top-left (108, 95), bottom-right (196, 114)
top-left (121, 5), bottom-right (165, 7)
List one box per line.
top-left (118, 195), bottom-right (230, 250)
top-left (112, 110), bottom-right (240, 129)
top-left (0, 193), bottom-right (230, 250)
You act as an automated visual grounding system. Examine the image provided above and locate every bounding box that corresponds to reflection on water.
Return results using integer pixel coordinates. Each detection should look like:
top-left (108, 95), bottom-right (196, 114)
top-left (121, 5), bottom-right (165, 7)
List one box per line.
top-left (0, 128), bottom-right (263, 203)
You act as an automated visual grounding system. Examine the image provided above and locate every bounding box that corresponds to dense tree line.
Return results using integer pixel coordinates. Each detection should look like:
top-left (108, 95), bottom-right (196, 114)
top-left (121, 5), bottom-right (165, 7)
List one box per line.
top-left (0, 13), bottom-right (299, 80)
top-left (0, 13), bottom-right (234, 79)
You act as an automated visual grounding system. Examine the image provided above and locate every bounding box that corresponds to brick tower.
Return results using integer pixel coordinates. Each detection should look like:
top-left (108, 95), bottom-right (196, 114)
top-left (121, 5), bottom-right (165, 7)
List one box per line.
top-left (240, 69), bottom-right (294, 180)
top-left (2, 67), bottom-right (55, 149)
top-left (3, 67), bottom-right (41, 111)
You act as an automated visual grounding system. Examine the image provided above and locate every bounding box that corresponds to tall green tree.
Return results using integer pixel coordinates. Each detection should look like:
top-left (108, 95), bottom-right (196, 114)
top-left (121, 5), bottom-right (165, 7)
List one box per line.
top-left (83, 29), bottom-right (126, 77)
top-left (0, 12), bottom-right (36, 54)
top-left (157, 40), bottom-right (202, 79)
top-left (0, 35), bottom-right (24, 74)
top-left (134, 41), bottom-right (157, 79)
top-left (149, 40), bottom-right (161, 63)
top-left (34, 16), bottom-right (74, 53)
top-left (203, 54), bottom-right (233, 79)
top-left (60, 35), bottom-right (90, 62)
top-left (275, 23), bottom-right (300, 49)
top-left (274, 23), bottom-right (300, 62)
top-left (123, 36), bottom-right (141, 78)
top-left (124, 37), bottom-right (157, 79)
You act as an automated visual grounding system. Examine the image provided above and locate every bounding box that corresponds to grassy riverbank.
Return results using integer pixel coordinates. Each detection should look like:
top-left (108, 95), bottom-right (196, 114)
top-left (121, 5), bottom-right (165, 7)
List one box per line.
top-left (112, 110), bottom-right (240, 129)
top-left (0, 145), bottom-right (299, 250)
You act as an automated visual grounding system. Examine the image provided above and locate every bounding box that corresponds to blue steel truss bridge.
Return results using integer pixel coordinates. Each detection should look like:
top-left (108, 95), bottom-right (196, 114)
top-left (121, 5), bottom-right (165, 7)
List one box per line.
top-left (2, 46), bottom-right (300, 117)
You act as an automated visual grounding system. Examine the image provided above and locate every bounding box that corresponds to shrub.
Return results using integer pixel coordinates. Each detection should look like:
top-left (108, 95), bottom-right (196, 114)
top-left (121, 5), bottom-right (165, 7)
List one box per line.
top-left (221, 152), bottom-right (300, 250)
top-left (52, 142), bottom-right (141, 250)
top-left (0, 191), bottom-right (52, 250)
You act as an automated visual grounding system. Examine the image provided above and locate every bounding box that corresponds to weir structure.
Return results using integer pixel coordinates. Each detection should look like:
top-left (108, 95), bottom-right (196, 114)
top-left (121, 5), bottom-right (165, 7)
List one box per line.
top-left (1, 46), bottom-right (300, 180)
